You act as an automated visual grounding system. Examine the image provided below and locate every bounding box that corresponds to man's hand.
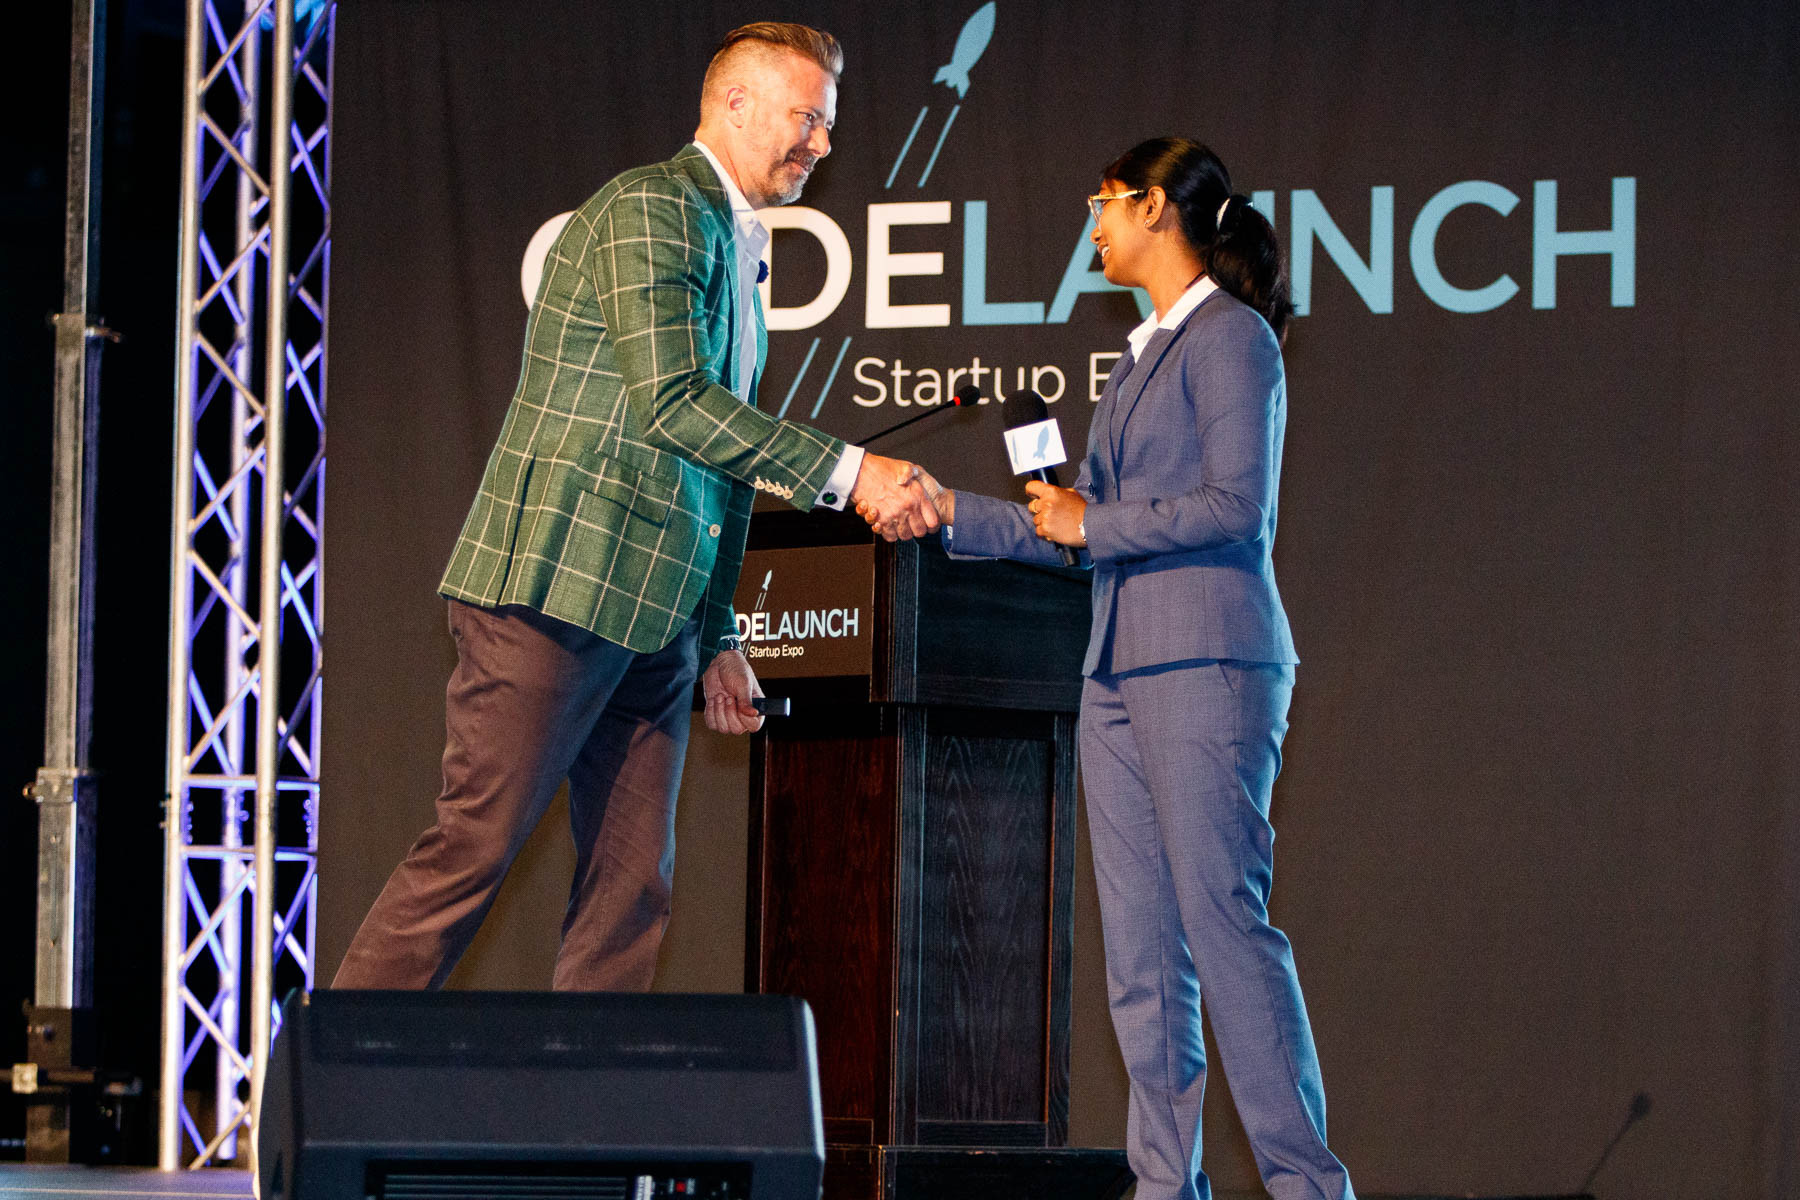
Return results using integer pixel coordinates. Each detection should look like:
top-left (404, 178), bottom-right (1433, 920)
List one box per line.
top-left (702, 649), bottom-right (764, 735)
top-left (1025, 480), bottom-right (1086, 546)
top-left (851, 452), bottom-right (940, 541)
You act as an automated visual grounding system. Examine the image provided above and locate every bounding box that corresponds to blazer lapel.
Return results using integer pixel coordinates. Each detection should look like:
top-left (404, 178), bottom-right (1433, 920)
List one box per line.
top-left (676, 144), bottom-right (745, 399)
top-left (751, 285), bottom-right (768, 407)
top-left (1110, 289), bottom-right (1221, 459)
top-left (1110, 326), bottom-right (1181, 462)
top-left (1088, 353), bottom-right (1134, 500)
top-left (722, 253), bottom-right (743, 397)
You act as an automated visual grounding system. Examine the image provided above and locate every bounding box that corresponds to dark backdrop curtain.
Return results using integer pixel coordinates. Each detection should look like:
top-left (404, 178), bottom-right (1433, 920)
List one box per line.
top-left (320, 3), bottom-right (1800, 1195)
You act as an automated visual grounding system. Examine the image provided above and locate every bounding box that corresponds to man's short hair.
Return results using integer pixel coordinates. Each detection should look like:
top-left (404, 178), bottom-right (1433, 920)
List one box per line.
top-left (703, 21), bottom-right (844, 94)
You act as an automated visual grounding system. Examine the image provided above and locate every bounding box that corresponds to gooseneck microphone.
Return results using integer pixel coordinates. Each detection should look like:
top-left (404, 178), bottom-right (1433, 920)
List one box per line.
top-left (1578, 1091), bottom-right (1652, 1194)
top-left (1002, 388), bottom-right (1080, 567)
top-left (859, 382), bottom-right (982, 446)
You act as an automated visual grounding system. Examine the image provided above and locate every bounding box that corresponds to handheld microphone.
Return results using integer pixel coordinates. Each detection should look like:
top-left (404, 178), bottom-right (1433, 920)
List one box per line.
top-left (859, 382), bottom-right (982, 446)
top-left (1002, 388), bottom-right (1079, 567)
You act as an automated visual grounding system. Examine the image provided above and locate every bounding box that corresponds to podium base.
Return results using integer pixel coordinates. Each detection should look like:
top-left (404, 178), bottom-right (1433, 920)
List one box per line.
top-left (825, 1145), bottom-right (1133, 1200)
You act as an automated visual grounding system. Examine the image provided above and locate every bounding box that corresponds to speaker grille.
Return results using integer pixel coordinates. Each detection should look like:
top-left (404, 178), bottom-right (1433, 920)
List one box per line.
top-left (377, 1173), bottom-right (630, 1200)
top-left (367, 1163), bottom-right (753, 1200)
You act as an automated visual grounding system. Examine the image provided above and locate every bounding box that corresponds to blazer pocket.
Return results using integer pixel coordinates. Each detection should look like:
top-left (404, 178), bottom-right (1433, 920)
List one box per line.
top-left (576, 449), bottom-right (676, 525)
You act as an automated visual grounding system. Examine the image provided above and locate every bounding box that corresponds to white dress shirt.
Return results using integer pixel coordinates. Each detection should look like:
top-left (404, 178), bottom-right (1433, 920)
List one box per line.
top-left (694, 141), bottom-right (861, 510)
top-left (1126, 275), bottom-right (1219, 363)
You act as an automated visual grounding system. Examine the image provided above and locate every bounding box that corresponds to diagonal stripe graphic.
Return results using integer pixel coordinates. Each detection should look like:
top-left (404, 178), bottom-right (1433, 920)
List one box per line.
top-left (886, 106), bottom-right (930, 189)
top-left (776, 336), bottom-right (822, 419)
top-left (918, 105), bottom-right (961, 188)
top-left (810, 337), bottom-right (855, 419)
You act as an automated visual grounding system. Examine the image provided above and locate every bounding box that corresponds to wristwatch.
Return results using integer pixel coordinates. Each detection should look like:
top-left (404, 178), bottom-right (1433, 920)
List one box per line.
top-left (718, 634), bottom-right (745, 654)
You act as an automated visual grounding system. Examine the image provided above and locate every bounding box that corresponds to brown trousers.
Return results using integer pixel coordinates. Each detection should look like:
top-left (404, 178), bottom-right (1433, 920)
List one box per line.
top-left (333, 600), bottom-right (697, 991)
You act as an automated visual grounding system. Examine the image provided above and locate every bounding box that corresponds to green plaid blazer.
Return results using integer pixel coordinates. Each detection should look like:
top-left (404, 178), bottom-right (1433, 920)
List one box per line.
top-left (440, 145), bottom-right (844, 654)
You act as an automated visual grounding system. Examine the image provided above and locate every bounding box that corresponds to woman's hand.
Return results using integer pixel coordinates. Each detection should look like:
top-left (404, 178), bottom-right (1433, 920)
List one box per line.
top-left (1025, 480), bottom-right (1086, 547)
top-left (911, 466), bottom-right (954, 524)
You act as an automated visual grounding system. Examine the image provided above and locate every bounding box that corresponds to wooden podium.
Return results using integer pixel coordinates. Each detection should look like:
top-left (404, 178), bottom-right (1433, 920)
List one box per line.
top-left (734, 511), bottom-right (1131, 1200)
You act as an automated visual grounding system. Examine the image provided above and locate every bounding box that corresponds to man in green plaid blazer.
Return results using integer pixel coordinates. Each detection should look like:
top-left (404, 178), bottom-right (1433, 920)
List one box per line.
top-left (335, 23), bottom-right (937, 991)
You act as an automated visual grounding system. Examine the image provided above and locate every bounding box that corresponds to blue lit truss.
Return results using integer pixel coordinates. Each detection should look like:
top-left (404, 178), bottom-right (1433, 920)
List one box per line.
top-left (162, 0), bottom-right (331, 1171)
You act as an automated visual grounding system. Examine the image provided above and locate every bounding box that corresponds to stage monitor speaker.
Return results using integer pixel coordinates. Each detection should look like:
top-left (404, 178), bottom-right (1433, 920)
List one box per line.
top-left (258, 990), bottom-right (823, 1200)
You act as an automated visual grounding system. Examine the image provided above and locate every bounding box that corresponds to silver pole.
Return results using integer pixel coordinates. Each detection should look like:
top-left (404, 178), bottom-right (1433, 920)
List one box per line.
top-left (28, 0), bottom-right (110, 1160)
top-left (246, 0), bottom-right (296, 1174)
top-left (34, 0), bottom-right (107, 1019)
top-left (160, 0), bottom-right (207, 1170)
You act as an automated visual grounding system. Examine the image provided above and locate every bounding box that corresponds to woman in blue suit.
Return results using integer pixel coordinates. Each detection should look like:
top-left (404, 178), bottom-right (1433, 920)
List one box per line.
top-left (900, 139), bottom-right (1354, 1200)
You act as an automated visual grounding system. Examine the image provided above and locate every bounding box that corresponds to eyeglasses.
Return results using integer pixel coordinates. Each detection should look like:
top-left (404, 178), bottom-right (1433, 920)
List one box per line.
top-left (1087, 189), bottom-right (1143, 222)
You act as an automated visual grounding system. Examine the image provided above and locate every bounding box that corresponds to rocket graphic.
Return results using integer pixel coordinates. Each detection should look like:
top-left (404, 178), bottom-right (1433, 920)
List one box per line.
top-left (933, 2), bottom-right (996, 99)
top-left (1033, 424), bottom-right (1051, 466)
top-left (755, 569), bottom-right (772, 612)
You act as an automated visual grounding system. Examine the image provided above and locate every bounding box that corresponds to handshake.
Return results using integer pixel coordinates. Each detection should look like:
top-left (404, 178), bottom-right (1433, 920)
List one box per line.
top-left (848, 452), bottom-right (1086, 547)
top-left (850, 452), bottom-right (954, 542)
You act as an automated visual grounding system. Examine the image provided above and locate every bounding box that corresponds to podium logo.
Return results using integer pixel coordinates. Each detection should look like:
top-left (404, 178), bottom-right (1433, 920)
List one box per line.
top-left (735, 566), bottom-right (864, 660)
top-left (734, 540), bottom-right (877, 678)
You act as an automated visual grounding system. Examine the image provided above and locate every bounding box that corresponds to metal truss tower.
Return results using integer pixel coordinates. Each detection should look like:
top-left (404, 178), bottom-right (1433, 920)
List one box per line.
top-left (162, 0), bottom-right (332, 1170)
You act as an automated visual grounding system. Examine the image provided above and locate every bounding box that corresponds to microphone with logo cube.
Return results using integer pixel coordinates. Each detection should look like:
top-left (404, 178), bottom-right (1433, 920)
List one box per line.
top-left (1000, 387), bottom-right (1079, 567)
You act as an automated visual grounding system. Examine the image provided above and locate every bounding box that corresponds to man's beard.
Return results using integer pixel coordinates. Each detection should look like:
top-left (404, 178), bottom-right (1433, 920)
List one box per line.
top-left (763, 151), bottom-right (815, 206)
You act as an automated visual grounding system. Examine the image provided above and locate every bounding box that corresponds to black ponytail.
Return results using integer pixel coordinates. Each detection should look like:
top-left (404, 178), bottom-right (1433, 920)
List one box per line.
top-left (1208, 194), bottom-right (1294, 343)
top-left (1102, 138), bottom-right (1294, 343)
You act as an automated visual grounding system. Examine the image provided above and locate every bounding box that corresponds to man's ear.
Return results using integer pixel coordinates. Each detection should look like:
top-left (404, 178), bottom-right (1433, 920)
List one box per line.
top-left (726, 83), bottom-right (751, 127)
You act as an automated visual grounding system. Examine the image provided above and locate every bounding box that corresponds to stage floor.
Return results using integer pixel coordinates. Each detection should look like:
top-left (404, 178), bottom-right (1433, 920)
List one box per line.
top-left (0, 1168), bottom-right (1272, 1200)
top-left (0, 1166), bottom-right (252, 1199)
top-left (0, 1165), bottom-right (1593, 1200)
top-left (0, 1170), bottom-right (1375, 1200)
top-left (0, 1166), bottom-right (1273, 1200)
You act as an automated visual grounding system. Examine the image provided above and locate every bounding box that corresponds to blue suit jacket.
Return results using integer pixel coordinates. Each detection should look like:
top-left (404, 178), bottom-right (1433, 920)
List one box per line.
top-left (949, 287), bottom-right (1298, 675)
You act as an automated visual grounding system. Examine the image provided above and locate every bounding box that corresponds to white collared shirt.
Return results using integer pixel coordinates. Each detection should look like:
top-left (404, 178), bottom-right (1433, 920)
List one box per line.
top-left (693, 140), bottom-right (770, 403)
top-left (1125, 275), bottom-right (1219, 363)
top-left (693, 140), bottom-right (860, 510)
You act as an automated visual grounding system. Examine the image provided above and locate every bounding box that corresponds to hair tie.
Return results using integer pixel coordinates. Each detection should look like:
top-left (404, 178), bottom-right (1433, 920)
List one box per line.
top-left (1215, 195), bottom-right (1234, 235)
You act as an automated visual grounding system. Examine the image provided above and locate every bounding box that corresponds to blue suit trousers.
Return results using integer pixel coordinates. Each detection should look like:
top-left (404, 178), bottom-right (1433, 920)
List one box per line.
top-left (1079, 659), bottom-right (1353, 1200)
